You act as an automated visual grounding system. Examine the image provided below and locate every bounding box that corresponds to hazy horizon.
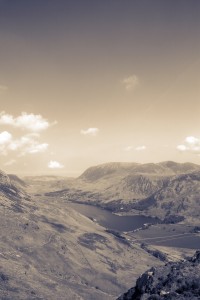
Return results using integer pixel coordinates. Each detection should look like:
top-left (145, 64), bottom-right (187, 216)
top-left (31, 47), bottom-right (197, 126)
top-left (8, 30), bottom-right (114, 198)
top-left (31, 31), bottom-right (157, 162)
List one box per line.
top-left (5, 160), bottom-right (200, 179)
top-left (0, 0), bottom-right (200, 175)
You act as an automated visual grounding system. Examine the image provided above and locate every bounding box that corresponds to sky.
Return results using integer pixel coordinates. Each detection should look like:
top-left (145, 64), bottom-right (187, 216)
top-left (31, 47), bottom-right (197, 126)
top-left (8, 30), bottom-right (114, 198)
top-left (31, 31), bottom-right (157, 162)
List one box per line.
top-left (0, 0), bottom-right (200, 176)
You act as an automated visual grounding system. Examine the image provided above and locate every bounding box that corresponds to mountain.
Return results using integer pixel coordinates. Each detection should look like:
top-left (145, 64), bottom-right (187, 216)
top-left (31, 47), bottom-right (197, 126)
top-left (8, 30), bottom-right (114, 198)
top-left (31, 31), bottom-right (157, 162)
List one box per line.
top-left (131, 171), bottom-right (200, 222)
top-left (78, 162), bottom-right (200, 203)
top-left (80, 162), bottom-right (200, 182)
top-left (0, 169), bottom-right (11, 186)
top-left (0, 170), bottom-right (30, 213)
top-left (0, 168), bottom-right (164, 299)
top-left (117, 251), bottom-right (200, 300)
top-left (79, 162), bottom-right (140, 182)
top-left (34, 161), bottom-right (200, 223)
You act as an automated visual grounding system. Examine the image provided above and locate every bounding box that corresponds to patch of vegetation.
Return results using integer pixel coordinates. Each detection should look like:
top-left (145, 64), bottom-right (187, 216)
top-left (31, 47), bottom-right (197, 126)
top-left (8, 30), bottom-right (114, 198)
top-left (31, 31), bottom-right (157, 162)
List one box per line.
top-left (78, 233), bottom-right (108, 250)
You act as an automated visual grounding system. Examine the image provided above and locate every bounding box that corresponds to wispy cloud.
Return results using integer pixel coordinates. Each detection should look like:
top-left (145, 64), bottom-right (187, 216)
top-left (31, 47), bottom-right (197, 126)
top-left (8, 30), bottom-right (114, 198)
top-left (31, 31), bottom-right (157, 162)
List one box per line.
top-left (124, 145), bottom-right (146, 151)
top-left (0, 111), bottom-right (57, 132)
top-left (10, 134), bottom-right (49, 156)
top-left (80, 127), bottom-right (99, 136)
top-left (177, 136), bottom-right (200, 153)
top-left (124, 146), bottom-right (134, 151)
top-left (48, 160), bottom-right (64, 169)
top-left (0, 132), bottom-right (49, 156)
top-left (122, 75), bottom-right (139, 91)
top-left (135, 145), bottom-right (146, 151)
top-left (25, 143), bottom-right (48, 154)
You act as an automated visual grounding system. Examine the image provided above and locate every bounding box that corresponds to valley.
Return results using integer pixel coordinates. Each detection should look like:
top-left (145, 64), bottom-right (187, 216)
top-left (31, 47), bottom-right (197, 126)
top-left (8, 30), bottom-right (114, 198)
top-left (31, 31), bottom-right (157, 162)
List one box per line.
top-left (1, 161), bottom-right (200, 299)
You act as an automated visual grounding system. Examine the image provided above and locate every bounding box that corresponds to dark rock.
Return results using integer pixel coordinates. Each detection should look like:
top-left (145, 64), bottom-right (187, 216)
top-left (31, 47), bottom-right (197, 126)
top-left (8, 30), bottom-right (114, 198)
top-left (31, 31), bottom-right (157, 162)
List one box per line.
top-left (117, 251), bottom-right (200, 300)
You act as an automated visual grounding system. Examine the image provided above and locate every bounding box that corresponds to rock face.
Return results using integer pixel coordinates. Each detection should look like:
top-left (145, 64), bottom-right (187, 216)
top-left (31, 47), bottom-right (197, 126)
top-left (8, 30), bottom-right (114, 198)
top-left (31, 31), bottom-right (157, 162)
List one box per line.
top-left (0, 169), bottom-right (11, 186)
top-left (133, 171), bottom-right (200, 220)
top-left (0, 169), bottom-right (29, 212)
top-left (117, 251), bottom-right (200, 300)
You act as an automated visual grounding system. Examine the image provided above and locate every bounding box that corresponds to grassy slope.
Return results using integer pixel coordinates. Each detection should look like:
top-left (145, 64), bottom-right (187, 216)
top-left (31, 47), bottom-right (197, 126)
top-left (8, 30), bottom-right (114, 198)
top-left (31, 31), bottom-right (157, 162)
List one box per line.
top-left (0, 192), bottom-right (163, 300)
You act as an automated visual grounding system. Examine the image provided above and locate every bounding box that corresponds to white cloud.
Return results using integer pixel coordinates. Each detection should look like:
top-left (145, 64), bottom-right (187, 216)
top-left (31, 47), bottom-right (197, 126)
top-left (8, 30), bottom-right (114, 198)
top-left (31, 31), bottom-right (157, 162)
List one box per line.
top-left (0, 131), bottom-right (13, 155)
top-left (185, 136), bottom-right (199, 145)
top-left (12, 134), bottom-right (49, 156)
top-left (27, 143), bottom-right (49, 154)
top-left (22, 142), bottom-right (49, 155)
top-left (0, 131), bottom-right (12, 145)
top-left (124, 145), bottom-right (146, 151)
top-left (135, 145), bottom-right (146, 151)
top-left (48, 160), bottom-right (64, 169)
top-left (0, 111), bottom-right (57, 132)
top-left (80, 127), bottom-right (99, 136)
top-left (177, 136), bottom-right (200, 153)
top-left (0, 132), bottom-right (49, 156)
top-left (124, 146), bottom-right (134, 151)
top-left (122, 75), bottom-right (139, 91)
top-left (177, 145), bottom-right (187, 152)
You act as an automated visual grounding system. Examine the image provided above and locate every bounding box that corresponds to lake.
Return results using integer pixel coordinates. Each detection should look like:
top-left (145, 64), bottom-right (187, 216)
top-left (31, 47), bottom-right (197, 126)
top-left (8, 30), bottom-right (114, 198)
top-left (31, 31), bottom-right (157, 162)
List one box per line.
top-left (68, 202), bottom-right (200, 249)
top-left (149, 234), bottom-right (200, 249)
top-left (68, 202), bottom-right (158, 231)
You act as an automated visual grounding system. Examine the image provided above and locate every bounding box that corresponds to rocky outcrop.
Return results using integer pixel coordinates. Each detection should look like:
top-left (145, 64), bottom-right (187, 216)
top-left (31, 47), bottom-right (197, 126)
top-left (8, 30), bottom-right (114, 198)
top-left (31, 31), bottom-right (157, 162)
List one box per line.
top-left (117, 251), bottom-right (200, 300)
top-left (0, 169), bottom-right (11, 186)
top-left (0, 169), bottom-right (30, 212)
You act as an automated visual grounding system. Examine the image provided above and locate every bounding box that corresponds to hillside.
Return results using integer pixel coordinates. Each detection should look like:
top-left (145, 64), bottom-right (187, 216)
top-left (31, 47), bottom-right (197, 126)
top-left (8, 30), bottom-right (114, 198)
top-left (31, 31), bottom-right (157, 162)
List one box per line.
top-left (0, 170), bottom-right (30, 213)
top-left (80, 162), bottom-right (200, 182)
top-left (0, 168), bottom-right (163, 300)
top-left (131, 171), bottom-right (200, 222)
top-left (35, 162), bottom-right (200, 223)
top-left (117, 251), bottom-right (200, 300)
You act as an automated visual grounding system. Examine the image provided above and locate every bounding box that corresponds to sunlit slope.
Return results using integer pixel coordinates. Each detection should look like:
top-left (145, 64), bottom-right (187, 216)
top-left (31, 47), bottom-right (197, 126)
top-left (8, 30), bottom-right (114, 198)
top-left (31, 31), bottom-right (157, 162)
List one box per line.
top-left (0, 169), bottom-right (162, 300)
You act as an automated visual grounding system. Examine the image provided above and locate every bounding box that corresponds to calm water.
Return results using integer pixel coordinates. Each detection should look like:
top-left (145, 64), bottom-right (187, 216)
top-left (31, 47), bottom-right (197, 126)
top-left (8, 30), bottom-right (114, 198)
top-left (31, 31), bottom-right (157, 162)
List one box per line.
top-left (150, 235), bottom-right (200, 249)
top-left (68, 202), bottom-right (200, 249)
top-left (68, 202), bottom-right (158, 231)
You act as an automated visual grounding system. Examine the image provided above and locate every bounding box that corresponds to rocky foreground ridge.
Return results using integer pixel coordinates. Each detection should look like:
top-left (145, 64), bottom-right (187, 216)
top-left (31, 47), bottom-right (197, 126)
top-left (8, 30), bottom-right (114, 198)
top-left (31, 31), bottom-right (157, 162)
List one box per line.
top-left (117, 251), bottom-right (200, 300)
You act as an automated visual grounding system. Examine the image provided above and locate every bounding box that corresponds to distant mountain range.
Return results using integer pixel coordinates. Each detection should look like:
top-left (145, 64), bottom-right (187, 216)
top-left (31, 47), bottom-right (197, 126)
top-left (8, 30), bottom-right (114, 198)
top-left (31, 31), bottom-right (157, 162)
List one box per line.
top-left (39, 161), bottom-right (200, 223)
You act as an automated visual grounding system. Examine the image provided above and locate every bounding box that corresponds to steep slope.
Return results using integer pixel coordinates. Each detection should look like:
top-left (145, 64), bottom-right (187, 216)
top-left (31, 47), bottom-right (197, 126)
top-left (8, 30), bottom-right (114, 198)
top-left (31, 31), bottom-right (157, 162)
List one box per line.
top-left (0, 169), bottom-right (163, 300)
top-left (0, 170), bottom-right (30, 213)
top-left (158, 161), bottom-right (200, 174)
top-left (0, 169), bottom-right (11, 186)
top-left (8, 174), bottom-right (27, 188)
top-left (80, 161), bottom-right (200, 182)
top-left (79, 163), bottom-right (140, 182)
top-left (131, 171), bottom-right (200, 222)
top-left (78, 162), bottom-right (200, 202)
top-left (77, 162), bottom-right (200, 222)
top-left (117, 251), bottom-right (200, 300)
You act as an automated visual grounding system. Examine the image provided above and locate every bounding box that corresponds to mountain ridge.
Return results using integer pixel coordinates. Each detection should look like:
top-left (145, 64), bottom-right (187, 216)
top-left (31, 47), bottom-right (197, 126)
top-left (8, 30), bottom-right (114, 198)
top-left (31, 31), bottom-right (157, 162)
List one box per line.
top-left (31, 161), bottom-right (200, 223)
